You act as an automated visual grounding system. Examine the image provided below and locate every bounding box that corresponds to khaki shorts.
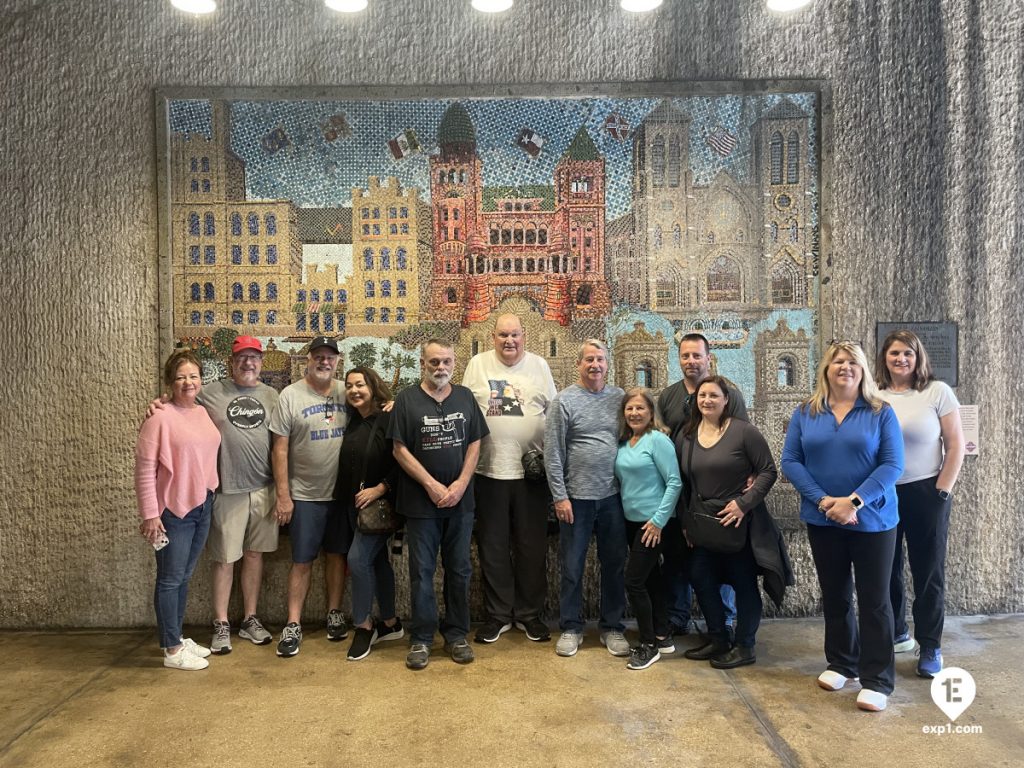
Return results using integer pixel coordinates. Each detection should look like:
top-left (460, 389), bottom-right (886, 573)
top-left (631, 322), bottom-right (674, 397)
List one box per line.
top-left (207, 485), bottom-right (279, 563)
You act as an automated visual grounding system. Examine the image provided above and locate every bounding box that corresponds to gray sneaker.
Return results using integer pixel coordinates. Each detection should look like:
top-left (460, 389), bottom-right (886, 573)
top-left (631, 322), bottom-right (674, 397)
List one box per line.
top-left (601, 630), bottom-right (630, 657)
top-left (406, 643), bottom-right (430, 670)
top-left (210, 621), bottom-right (232, 655)
top-left (444, 639), bottom-right (475, 664)
top-left (555, 631), bottom-right (583, 657)
top-left (239, 615), bottom-right (272, 646)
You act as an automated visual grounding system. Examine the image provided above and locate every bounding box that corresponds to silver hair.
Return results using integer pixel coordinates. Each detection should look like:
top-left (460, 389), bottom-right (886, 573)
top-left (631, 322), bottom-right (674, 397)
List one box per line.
top-left (577, 338), bottom-right (608, 362)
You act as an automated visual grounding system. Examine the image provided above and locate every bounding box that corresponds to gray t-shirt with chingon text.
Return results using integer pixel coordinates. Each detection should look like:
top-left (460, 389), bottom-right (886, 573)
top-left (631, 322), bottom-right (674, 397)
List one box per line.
top-left (197, 378), bottom-right (279, 494)
top-left (268, 378), bottom-right (347, 502)
top-left (544, 383), bottom-right (625, 502)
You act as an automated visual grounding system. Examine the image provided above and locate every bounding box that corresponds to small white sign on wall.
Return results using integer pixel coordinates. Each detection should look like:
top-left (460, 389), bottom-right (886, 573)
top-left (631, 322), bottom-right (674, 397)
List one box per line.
top-left (960, 404), bottom-right (979, 455)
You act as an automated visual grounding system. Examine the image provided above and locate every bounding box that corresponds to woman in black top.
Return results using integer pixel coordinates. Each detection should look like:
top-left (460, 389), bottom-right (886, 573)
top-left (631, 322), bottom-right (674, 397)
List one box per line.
top-left (336, 367), bottom-right (404, 661)
top-left (679, 376), bottom-right (778, 669)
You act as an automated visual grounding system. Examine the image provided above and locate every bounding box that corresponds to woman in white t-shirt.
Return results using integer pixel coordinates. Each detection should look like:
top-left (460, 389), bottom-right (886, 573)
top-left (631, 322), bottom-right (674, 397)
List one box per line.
top-left (876, 330), bottom-right (964, 679)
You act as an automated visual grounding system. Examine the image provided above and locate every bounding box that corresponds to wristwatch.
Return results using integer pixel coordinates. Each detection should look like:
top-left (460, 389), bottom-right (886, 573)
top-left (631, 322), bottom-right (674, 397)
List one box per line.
top-left (938, 489), bottom-right (952, 501)
top-left (850, 495), bottom-right (863, 509)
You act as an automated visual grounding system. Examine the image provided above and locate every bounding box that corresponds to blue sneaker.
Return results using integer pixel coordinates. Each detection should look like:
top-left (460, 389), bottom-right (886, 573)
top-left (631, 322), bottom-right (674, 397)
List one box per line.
top-left (917, 647), bottom-right (943, 678)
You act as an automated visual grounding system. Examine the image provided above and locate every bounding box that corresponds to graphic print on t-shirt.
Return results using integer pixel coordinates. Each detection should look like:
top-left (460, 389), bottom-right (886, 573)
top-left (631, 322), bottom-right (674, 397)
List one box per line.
top-left (486, 379), bottom-right (524, 417)
top-left (420, 411), bottom-right (467, 450)
top-left (226, 395), bottom-right (266, 430)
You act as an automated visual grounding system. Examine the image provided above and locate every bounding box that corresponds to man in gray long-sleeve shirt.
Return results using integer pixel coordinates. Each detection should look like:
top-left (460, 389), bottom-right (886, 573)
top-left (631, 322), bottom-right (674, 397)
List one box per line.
top-left (544, 339), bottom-right (629, 659)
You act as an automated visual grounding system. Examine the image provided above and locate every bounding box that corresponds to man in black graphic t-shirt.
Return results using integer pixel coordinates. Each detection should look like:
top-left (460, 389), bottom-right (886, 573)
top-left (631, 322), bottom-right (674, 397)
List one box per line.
top-left (388, 339), bottom-right (487, 670)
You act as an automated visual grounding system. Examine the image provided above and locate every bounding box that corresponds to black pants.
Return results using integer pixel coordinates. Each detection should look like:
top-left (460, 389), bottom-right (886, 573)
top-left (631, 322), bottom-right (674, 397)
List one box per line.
top-left (474, 475), bottom-right (550, 624)
top-left (890, 476), bottom-right (951, 650)
top-left (807, 523), bottom-right (897, 695)
top-left (689, 541), bottom-right (762, 648)
top-left (624, 519), bottom-right (669, 645)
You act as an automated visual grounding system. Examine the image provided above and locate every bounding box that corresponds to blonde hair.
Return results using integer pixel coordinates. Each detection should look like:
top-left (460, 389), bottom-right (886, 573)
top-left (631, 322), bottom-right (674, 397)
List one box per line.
top-left (802, 342), bottom-right (885, 416)
top-left (617, 387), bottom-right (669, 442)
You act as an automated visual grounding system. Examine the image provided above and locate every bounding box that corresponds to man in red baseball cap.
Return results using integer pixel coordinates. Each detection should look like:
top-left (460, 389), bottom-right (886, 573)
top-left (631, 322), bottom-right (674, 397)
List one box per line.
top-left (201, 334), bottom-right (282, 654)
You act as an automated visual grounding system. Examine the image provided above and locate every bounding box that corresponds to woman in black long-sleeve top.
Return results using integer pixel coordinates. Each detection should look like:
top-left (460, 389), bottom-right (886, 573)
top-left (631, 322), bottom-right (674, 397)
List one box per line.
top-left (678, 376), bottom-right (779, 669)
top-left (335, 367), bottom-right (404, 661)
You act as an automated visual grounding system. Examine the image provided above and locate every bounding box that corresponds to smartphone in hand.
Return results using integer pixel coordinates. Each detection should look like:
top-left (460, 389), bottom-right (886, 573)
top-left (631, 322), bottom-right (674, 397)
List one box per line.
top-left (152, 533), bottom-right (170, 551)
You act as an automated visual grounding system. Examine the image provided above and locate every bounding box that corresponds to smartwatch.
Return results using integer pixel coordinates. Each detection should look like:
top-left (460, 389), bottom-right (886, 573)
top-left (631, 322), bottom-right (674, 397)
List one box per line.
top-left (850, 495), bottom-right (863, 510)
top-left (938, 489), bottom-right (951, 501)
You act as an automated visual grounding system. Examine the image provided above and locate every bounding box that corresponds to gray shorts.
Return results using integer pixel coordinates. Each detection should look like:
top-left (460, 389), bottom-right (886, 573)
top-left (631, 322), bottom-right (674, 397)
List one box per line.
top-left (207, 485), bottom-right (279, 563)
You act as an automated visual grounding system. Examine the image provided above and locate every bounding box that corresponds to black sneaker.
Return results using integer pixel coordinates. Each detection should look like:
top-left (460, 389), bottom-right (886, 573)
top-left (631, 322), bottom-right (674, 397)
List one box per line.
top-left (627, 643), bottom-right (662, 670)
top-left (375, 617), bottom-right (404, 643)
top-left (347, 627), bottom-right (378, 661)
top-left (276, 622), bottom-right (302, 657)
top-left (656, 636), bottom-right (676, 654)
top-left (326, 609), bottom-right (348, 641)
top-left (474, 620), bottom-right (512, 644)
top-left (445, 639), bottom-right (475, 664)
top-left (515, 618), bottom-right (551, 642)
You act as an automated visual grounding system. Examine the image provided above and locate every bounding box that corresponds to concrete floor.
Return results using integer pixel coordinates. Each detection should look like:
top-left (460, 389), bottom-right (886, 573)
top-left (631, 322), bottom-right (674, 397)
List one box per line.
top-left (1, 615), bottom-right (1021, 768)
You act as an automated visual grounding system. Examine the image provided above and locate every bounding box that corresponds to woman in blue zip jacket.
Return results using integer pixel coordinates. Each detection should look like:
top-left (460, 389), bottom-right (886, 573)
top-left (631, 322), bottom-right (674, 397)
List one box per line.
top-left (781, 341), bottom-right (904, 712)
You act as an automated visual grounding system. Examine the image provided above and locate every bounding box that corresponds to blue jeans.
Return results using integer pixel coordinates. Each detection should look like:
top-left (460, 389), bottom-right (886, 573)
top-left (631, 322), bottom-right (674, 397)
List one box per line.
top-left (558, 494), bottom-right (627, 633)
top-left (153, 493), bottom-right (212, 649)
top-left (406, 512), bottom-right (473, 644)
top-left (347, 509), bottom-right (396, 626)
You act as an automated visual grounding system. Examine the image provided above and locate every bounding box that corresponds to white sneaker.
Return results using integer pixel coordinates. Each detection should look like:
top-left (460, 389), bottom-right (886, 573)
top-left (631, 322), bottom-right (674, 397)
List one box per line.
top-left (181, 637), bottom-right (212, 658)
top-left (856, 689), bottom-right (888, 712)
top-left (817, 670), bottom-right (858, 691)
top-left (555, 631), bottom-right (583, 657)
top-left (894, 633), bottom-right (916, 653)
top-left (600, 630), bottom-right (630, 657)
top-left (164, 647), bottom-right (209, 671)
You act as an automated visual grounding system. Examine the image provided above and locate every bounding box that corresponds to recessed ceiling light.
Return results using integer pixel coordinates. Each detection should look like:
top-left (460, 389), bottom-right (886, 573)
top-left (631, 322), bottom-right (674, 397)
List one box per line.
top-left (766, 0), bottom-right (812, 12)
top-left (472, 0), bottom-right (514, 13)
top-left (171, 0), bottom-right (216, 13)
top-left (326, 0), bottom-right (368, 11)
top-left (621, 0), bottom-right (664, 12)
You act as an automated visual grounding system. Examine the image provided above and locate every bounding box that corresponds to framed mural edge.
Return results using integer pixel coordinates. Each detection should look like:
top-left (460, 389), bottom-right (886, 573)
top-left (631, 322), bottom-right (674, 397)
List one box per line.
top-left (154, 80), bottom-right (832, 519)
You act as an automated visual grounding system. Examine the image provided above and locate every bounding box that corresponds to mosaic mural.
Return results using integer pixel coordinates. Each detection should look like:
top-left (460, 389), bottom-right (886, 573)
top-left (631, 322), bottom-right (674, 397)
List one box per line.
top-left (159, 88), bottom-right (825, 513)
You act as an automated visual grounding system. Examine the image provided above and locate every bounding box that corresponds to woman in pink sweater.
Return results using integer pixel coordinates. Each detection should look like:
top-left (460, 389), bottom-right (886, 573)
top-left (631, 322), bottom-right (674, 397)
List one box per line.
top-left (135, 350), bottom-right (221, 671)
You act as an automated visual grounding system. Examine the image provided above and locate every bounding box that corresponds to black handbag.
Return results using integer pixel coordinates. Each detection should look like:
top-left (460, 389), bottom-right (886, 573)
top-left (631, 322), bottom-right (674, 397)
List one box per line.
top-left (355, 415), bottom-right (402, 536)
top-left (684, 434), bottom-right (748, 554)
top-left (521, 449), bottom-right (546, 482)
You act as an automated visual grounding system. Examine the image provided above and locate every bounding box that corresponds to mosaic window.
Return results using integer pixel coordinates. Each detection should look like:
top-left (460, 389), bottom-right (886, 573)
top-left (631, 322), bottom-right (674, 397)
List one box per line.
top-left (707, 256), bottom-right (741, 302)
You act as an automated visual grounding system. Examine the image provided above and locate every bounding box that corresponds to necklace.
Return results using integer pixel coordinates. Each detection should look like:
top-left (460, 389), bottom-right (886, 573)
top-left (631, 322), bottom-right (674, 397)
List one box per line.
top-left (699, 418), bottom-right (729, 437)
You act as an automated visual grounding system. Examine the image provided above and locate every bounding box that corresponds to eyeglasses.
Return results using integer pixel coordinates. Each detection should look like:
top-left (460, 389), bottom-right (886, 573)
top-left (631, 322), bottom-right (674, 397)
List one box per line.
top-left (324, 396), bottom-right (335, 424)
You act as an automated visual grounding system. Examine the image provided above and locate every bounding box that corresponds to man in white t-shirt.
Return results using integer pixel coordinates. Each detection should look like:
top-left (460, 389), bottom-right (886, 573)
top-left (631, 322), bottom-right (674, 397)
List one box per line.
top-left (462, 314), bottom-right (557, 644)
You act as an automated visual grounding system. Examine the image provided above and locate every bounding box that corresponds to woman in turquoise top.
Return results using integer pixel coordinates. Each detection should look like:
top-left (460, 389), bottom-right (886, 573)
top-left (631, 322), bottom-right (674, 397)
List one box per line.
top-left (613, 388), bottom-right (682, 670)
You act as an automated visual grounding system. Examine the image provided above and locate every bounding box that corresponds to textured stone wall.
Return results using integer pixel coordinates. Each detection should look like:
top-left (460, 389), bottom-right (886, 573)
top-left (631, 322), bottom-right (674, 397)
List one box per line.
top-left (1, 0), bottom-right (1021, 628)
